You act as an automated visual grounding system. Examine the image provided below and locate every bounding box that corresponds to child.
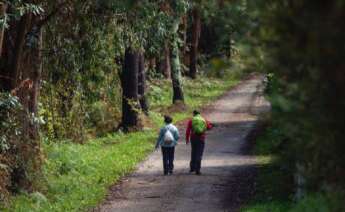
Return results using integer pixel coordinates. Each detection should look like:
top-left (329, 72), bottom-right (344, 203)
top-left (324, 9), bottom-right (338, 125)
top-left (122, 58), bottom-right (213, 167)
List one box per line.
top-left (155, 115), bottom-right (180, 175)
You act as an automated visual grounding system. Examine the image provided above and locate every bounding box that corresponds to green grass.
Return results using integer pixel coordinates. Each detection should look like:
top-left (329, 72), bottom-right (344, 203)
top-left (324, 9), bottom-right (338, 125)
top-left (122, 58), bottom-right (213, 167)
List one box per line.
top-left (242, 125), bottom-right (345, 212)
top-left (244, 192), bottom-right (344, 212)
top-left (4, 75), bottom-right (242, 212)
top-left (149, 76), bottom-right (239, 121)
top-left (5, 131), bottom-right (156, 211)
top-left (241, 126), bottom-right (293, 212)
top-left (184, 77), bottom-right (236, 108)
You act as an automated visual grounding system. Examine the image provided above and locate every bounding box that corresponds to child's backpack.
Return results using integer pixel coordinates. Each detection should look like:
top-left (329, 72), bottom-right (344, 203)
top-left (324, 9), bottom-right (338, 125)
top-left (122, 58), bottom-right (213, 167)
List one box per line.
top-left (163, 128), bottom-right (174, 145)
top-left (192, 115), bottom-right (207, 135)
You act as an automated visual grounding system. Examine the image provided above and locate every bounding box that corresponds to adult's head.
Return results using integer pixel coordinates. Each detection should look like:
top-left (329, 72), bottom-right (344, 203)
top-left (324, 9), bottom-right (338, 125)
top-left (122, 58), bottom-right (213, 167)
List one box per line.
top-left (164, 115), bottom-right (173, 124)
top-left (193, 110), bottom-right (200, 116)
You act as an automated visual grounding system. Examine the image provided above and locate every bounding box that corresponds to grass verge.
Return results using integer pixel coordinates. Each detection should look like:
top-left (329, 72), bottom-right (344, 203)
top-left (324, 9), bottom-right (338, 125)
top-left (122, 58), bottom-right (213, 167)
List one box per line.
top-left (241, 123), bottom-right (293, 212)
top-left (4, 74), bottom-right (241, 212)
top-left (242, 123), bottom-right (345, 212)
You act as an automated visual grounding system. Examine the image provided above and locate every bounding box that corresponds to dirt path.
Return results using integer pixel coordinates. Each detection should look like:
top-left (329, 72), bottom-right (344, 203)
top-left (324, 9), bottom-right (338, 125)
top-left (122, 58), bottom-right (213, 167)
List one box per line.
top-left (95, 76), bottom-right (270, 212)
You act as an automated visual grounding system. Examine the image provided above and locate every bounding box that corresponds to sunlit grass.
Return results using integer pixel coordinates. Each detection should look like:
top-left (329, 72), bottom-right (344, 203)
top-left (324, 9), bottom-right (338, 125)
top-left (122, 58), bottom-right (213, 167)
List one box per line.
top-left (6, 131), bottom-right (156, 212)
top-left (149, 75), bottom-right (239, 115)
top-left (256, 155), bottom-right (275, 165)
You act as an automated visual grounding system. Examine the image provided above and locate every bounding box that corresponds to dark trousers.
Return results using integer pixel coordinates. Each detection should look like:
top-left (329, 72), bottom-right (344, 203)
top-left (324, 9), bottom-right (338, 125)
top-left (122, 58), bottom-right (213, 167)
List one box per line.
top-left (190, 139), bottom-right (205, 172)
top-left (161, 147), bottom-right (175, 173)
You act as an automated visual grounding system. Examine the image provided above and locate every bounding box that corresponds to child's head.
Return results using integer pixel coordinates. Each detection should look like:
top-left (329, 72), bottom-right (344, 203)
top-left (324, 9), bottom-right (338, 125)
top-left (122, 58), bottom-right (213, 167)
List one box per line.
top-left (164, 115), bottom-right (173, 124)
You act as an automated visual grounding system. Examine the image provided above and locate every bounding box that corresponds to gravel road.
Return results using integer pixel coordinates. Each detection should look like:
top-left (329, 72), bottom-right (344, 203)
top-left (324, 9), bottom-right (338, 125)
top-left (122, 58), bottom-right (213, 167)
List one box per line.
top-left (95, 75), bottom-right (270, 212)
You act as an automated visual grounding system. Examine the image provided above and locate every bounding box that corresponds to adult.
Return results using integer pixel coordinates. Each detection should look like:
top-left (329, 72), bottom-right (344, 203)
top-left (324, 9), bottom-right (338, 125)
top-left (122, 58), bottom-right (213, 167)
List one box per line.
top-left (186, 110), bottom-right (213, 175)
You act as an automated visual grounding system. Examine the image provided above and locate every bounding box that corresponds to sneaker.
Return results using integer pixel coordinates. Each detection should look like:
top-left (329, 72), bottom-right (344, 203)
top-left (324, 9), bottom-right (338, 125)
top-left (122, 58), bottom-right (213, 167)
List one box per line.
top-left (169, 171), bottom-right (173, 175)
top-left (196, 171), bottom-right (201, 175)
top-left (189, 169), bottom-right (195, 173)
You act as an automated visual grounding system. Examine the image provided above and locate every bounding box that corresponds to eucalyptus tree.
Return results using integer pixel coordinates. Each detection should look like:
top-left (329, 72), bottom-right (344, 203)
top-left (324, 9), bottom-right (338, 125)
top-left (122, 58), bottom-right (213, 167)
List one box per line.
top-left (138, 52), bottom-right (148, 114)
top-left (125, 0), bottom-right (188, 105)
top-left (189, 1), bottom-right (202, 79)
top-left (197, 0), bottom-right (251, 59)
top-left (38, 0), bottom-right (152, 134)
top-left (168, 0), bottom-right (189, 103)
top-left (120, 48), bottom-right (140, 131)
top-left (151, 1), bottom-right (178, 79)
top-left (117, 0), bottom-right (167, 130)
top-left (37, 1), bottom-right (113, 139)
top-left (0, 1), bottom-right (45, 191)
top-left (0, 2), bottom-right (7, 55)
top-left (0, 0), bottom-right (62, 194)
top-left (156, 41), bottom-right (171, 79)
top-left (188, 0), bottom-right (248, 78)
top-left (187, 0), bottom-right (234, 78)
top-left (119, 0), bottom-right (189, 128)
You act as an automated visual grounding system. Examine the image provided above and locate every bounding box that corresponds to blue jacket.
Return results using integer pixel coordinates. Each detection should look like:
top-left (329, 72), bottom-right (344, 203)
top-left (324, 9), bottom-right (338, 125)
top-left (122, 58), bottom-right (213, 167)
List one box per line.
top-left (155, 124), bottom-right (180, 148)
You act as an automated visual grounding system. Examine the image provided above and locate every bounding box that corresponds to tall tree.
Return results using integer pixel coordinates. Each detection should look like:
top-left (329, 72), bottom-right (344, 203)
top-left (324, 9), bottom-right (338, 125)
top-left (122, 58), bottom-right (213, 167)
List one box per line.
top-left (170, 19), bottom-right (185, 103)
top-left (118, 0), bottom-right (164, 130)
top-left (120, 48), bottom-right (140, 131)
top-left (189, 6), bottom-right (201, 79)
top-left (0, 2), bottom-right (45, 191)
top-left (181, 14), bottom-right (188, 62)
top-left (156, 41), bottom-right (171, 79)
top-left (154, 2), bottom-right (172, 79)
top-left (138, 52), bottom-right (149, 114)
top-left (169, 0), bottom-right (187, 104)
top-left (0, 2), bottom-right (7, 56)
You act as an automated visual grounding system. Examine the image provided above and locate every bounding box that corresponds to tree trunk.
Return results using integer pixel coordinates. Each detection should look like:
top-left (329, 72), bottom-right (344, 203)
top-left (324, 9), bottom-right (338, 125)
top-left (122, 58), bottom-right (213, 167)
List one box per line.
top-left (181, 14), bottom-right (188, 60)
top-left (228, 34), bottom-right (232, 59)
top-left (170, 19), bottom-right (184, 104)
top-left (156, 41), bottom-right (171, 79)
top-left (163, 42), bottom-right (171, 79)
top-left (147, 57), bottom-right (156, 74)
top-left (189, 8), bottom-right (201, 79)
top-left (218, 0), bottom-right (225, 7)
top-left (0, 12), bottom-right (43, 191)
top-left (138, 52), bottom-right (149, 114)
top-left (120, 48), bottom-right (139, 131)
top-left (0, 3), bottom-right (7, 56)
top-left (155, 55), bottom-right (163, 76)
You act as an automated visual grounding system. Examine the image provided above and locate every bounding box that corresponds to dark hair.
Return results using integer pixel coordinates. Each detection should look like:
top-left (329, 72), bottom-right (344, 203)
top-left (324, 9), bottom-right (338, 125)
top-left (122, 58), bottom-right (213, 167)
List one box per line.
top-left (164, 115), bottom-right (173, 124)
top-left (193, 110), bottom-right (200, 116)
